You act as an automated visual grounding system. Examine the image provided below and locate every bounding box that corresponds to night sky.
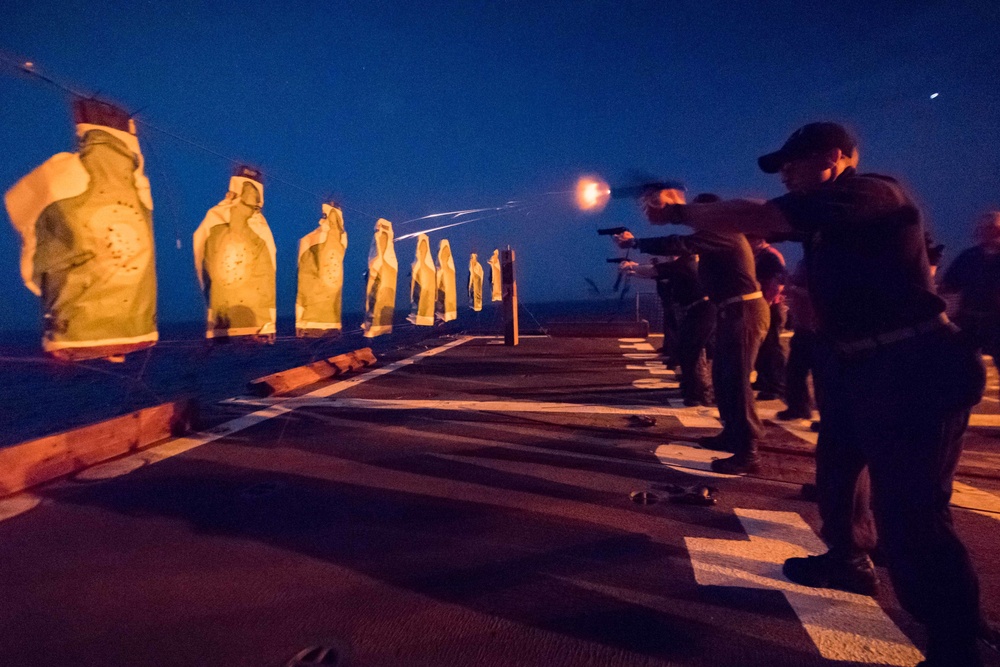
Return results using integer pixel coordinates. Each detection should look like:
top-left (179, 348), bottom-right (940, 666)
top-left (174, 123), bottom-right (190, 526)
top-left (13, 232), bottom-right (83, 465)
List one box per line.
top-left (2, 0), bottom-right (999, 332)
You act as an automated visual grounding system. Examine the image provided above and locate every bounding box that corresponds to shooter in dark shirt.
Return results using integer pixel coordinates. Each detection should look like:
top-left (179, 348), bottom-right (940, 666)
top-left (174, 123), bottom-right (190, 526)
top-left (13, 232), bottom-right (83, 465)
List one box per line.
top-left (641, 123), bottom-right (986, 667)
top-left (941, 211), bottom-right (1000, 397)
top-left (615, 193), bottom-right (769, 474)
top-left (623, 254), bottom-right (715, 405)
top-left (748, 236), bottom-right (789, 400)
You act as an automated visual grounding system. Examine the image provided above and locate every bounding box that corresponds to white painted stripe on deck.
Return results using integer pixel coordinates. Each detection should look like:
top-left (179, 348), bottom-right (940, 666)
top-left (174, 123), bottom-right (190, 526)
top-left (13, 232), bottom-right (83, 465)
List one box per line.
top-left (686, 509), bottom-right (924, 665)
top-left (969, 414), bottom-right (1000, 427)
top-left (632, 378), bottom-right (681, 390)
top-left (653, 443), bottom-right (737, 479)
top-left (617, 338), bottom-right (646, 343)
top-left (0, 494), bottom-right (43, 522)
top-left (619, 342), bottom-right (655, 351)
top-left (478, 335), bottom-right (551, 339)
top-left (625, 365), bottom-right (676, 376)
top-left (622, 352), bottom-right (660, 360)
top-left (952, 481), bottom-right (1000, 522)
top-left (758, 408), bottom-right (819, 445)
top-left (225, 397), bottom-right (725, 428)
top-left (0, 337), bottom-right (475, 500)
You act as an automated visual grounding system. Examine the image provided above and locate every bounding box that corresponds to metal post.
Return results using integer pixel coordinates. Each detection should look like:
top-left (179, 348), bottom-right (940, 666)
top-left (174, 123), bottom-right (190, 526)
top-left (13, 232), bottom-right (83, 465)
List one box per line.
top-left (501, 247), bottom-right (519, 346)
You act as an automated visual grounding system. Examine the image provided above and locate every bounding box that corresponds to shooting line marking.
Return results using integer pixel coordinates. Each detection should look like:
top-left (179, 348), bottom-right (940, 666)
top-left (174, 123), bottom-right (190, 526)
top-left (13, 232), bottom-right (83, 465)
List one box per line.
top-left (686, 508), bottom-right (924, 665)
top-left (758, 408), bottom-right (819, 445)
top-left (952, 481), bottom-right (1000, 522)
top-left (626, 365), bottom-right (676, 376)
top-left (225, 397), bottom-right (725, 428)
top-left (969, 414), bottom-right (1000, 428)
top-left (654, 443), bottom-right (736, 478)
top-left (0, 494), bottom-right (43, 522)
top-left (620, 342), bottom-right (655, 351)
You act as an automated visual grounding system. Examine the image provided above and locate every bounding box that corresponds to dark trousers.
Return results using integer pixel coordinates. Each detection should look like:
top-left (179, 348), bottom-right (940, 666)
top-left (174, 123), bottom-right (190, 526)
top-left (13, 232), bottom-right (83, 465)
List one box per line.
top-left (713, 298), bottom-right (769, 454)
top-left (784, 328), bottom-right (819, 415)
top-left (658, 292), bottom-right (679, 361)
top-left (815, 331), bottom-right (986, 659)
top-left (677, 300), bottom-right (716, 404)
top-left (754, 302), bottom-right (789, 396)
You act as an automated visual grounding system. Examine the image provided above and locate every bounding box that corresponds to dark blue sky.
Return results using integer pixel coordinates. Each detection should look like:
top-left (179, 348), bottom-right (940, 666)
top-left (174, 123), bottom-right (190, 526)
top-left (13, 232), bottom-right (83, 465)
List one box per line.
top-left (2, 0), bottom-right (999, 331)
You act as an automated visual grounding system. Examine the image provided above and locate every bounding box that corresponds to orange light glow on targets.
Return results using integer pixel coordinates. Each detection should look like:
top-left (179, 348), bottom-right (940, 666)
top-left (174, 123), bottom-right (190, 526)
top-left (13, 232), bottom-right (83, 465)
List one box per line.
top-left (575, 176), bottom-right (611, 212)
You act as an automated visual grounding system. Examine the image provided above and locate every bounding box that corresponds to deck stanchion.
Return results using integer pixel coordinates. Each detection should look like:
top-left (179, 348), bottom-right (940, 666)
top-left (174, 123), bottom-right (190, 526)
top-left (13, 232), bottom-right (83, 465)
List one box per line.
top-left (501, 246), bottom-right (519, 346)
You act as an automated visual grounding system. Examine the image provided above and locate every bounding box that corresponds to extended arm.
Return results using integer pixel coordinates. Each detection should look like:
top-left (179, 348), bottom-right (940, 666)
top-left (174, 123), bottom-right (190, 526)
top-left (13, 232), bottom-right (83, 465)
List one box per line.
top-left (648, 199), bottom-right (795, 237)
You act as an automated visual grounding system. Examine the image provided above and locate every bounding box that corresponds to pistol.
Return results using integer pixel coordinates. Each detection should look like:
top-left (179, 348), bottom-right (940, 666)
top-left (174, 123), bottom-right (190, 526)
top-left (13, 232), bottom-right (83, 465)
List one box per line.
top-left (597, 226), bottom-right (628, 236)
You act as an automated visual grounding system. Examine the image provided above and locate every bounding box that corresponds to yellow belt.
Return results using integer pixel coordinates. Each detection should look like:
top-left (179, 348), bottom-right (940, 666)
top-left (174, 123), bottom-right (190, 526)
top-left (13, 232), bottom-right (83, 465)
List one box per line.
top-left (716, 291), bottom-right (763, 308)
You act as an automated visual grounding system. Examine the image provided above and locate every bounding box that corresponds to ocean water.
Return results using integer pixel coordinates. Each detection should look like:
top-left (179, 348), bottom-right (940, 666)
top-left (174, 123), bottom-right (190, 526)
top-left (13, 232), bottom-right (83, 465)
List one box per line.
top-left (0, 296), bottom-right (660, 448)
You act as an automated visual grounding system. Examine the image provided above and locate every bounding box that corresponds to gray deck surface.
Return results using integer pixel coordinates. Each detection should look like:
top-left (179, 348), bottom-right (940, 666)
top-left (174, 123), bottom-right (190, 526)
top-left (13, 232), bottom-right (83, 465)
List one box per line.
top-left (1, 335), bottom-right (998, 667)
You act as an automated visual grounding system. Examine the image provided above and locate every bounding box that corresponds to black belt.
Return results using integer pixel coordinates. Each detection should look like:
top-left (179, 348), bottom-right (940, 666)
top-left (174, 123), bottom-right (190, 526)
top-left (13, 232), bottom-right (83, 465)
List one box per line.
top-left (834, 314), bottom-right (956, 355)
top-left (678, 296), bottom-right (710, 313)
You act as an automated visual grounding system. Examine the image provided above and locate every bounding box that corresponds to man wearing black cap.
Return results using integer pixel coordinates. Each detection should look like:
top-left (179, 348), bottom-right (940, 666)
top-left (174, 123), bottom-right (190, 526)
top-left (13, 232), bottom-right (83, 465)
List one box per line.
top-left (615, 193), bottom-right (769, 474)
top-left (642, 122), bottom-right (986, 666)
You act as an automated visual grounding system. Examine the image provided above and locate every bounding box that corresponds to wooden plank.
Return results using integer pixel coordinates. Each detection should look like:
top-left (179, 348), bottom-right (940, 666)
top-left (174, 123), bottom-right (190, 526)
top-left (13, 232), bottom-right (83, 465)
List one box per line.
top-left (248, 348), bottom-right (377, 397)
top-left (0, 399), bottom-right (195, 497)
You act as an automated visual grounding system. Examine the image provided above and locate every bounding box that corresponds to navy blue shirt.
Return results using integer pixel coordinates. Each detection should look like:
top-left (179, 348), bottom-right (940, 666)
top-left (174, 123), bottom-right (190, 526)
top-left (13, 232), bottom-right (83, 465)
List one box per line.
top-left (636, 231), bottom-right (760, 303)
top-left (652, 254), bottom-right (707, 307)
top-left (941, 246), bottom-right (1000, 316)
top-left (771, 168), bottom-right (944, 340)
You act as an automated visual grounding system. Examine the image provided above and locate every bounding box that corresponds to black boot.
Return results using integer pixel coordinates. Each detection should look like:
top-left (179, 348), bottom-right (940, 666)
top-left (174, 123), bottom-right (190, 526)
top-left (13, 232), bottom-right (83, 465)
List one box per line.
top-left (919, 631), bottom-right (984, 667)
top-left (776, 407), bottom-right (812, 421)
top-left (698, 433), bottom-right (735, 452)
top-left (710, 452), bottom-right (762, 475)
top-left (782, 551), bottom-right (878, 596)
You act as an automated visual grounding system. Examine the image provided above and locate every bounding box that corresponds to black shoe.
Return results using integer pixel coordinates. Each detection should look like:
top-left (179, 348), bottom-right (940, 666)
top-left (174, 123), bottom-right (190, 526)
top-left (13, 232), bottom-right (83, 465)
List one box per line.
top-left (782, 552), bottom-right (878, 596)
top-left (683, 397), bottom-right (713, 407)
top-left (919, 640), bottom-right (985, 667)
top-left (756, 391), bottom-right (782, 401)
top-left (698, 434), bottom-right (735, 452)
top-left (776, 408), bottom-right (812, 421)
top-left (710, 453), bottom-right (762, 475)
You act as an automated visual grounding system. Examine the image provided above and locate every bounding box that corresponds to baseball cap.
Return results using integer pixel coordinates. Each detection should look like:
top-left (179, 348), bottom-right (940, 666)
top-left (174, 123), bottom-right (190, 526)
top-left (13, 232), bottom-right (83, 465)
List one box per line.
top-left (758, 122), bottom-right (857, 174)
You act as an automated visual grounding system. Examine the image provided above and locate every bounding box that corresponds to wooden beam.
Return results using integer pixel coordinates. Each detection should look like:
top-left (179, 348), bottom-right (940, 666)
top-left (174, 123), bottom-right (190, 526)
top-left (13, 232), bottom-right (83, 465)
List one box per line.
top-left (248, 348), bottom-right (377, 397)
top-left (0, 399), bottom-right (195, 497)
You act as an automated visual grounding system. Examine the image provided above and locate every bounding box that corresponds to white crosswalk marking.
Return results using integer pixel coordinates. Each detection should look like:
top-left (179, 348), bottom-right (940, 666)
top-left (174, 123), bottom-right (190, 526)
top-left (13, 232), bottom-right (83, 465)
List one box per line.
top-left (654, 443), bottom-right (734, 478)
top-left (686, 509), bottom-right (924, 665)
top-left (0, 494), bottom-right (42, 522)
top-left (969, 414), bottom-right (1000, 427)
top-left (619, 342), bottom-right (655, 351)
top-left (626, 365), bottom-right (676, 375)
top-left (952, 481), bottom-right (1000, 522)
